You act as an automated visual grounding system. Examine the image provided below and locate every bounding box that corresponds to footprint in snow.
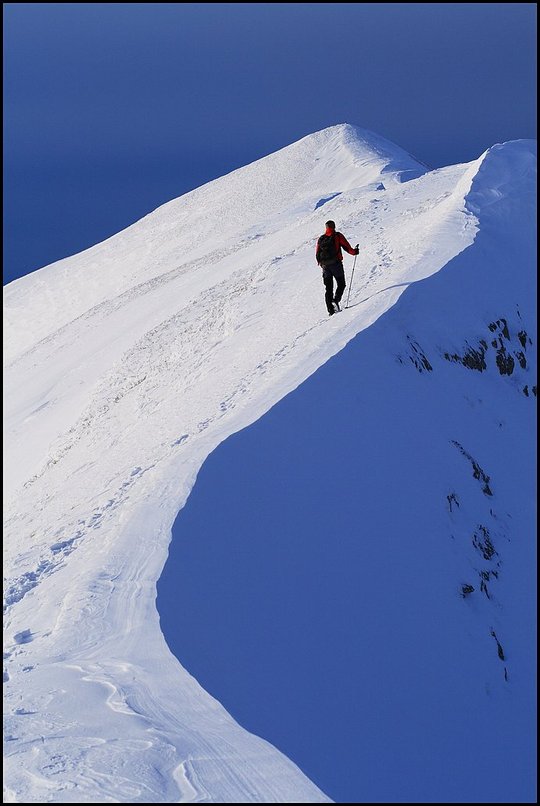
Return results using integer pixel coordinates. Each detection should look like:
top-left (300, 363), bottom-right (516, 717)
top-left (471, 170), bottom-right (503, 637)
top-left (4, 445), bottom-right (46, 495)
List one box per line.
top-left (13, 629), bottom-right (34, 645)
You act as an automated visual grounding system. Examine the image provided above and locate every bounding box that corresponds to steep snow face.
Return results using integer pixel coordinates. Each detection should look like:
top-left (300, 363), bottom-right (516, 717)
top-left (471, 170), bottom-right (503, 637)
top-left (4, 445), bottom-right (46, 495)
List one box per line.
top-left (159, 140), bottom-right (537, 803)
top-left (3, 125), bottom-right (535, 803)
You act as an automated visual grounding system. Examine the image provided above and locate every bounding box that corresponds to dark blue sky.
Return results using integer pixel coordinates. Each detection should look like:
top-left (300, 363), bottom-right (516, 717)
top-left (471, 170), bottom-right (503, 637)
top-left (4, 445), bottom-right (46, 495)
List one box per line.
top-left (3, 3), bottom-right (537, 284)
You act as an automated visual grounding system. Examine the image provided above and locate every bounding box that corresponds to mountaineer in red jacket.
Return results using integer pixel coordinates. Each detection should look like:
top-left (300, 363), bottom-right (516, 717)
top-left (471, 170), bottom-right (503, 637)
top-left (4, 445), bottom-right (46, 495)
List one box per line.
top-left (316, 220), bottom-right (359, 315)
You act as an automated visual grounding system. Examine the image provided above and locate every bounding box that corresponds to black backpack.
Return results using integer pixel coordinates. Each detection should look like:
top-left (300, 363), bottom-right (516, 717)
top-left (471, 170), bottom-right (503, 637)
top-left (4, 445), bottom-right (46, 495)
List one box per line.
top-left (317, 233), bottom-right (339, 266)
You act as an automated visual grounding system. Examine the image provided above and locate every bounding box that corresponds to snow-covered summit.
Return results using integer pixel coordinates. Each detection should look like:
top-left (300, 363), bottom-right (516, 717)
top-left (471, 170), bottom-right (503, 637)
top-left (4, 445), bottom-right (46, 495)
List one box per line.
top-left (3, 126), bottom-right (536, 803)
top-left (4, 124), bottom-right (424, 363)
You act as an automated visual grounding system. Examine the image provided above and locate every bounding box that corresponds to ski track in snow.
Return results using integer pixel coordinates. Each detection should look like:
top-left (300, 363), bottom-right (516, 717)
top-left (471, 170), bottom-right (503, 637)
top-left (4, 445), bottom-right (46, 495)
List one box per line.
top-left (4, 125), bottom-right (533, 803)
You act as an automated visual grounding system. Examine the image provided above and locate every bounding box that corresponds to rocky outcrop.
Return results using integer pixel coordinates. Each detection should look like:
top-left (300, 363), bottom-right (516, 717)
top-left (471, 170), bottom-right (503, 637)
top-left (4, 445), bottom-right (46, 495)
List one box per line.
top-left (400, 308), bottom-right (536, 397)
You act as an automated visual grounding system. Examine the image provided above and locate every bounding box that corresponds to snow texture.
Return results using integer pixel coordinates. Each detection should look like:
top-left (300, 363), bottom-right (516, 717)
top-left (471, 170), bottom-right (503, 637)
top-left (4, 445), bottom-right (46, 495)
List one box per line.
top-left (3, 124), bottom-right (537, 803)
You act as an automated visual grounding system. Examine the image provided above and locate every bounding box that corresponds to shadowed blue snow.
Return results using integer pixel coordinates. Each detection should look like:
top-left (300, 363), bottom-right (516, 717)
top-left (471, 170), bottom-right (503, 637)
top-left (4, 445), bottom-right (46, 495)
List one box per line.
top-left (158, 147), bottom-right (537, 801)
top-left (3, 3), bottom-right (537, 283)
top-left (314, 193), bottom-right (342, 209)
top-left (158, 237), bottom-right (536, 803)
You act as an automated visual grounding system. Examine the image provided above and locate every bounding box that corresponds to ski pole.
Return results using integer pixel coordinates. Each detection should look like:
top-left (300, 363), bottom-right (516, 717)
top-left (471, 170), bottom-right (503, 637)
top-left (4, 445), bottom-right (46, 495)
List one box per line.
top-left (344, 245), bottom-right (359, 309)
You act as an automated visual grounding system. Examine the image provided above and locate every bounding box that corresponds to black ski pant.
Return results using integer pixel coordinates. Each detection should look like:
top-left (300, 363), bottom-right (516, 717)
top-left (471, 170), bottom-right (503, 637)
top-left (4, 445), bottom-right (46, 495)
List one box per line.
top-left (322, 262), bottom-right (346, 313)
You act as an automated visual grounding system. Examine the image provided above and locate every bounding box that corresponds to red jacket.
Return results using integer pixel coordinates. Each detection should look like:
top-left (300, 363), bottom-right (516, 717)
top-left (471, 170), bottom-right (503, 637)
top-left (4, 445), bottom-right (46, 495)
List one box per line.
top-left (316, 230), bottom-right (357, 265)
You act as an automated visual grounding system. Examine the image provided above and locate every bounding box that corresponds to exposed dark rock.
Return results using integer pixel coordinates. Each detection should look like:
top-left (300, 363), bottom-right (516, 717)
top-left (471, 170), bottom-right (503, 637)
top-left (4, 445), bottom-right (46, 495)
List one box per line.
top-left (447, 492), bottom-right (459, 512)
top-left (489, 318), bottom-right (510, 340)
top-left (462, 346), bottom-right (487, 371)
top-left (514, 350), bottom-right (527, 369)
top-left (490, 629), bottom-right (505, 661)
top-left (441, 313), bottom-right (530, 378)
top-left (478, 569), bottom-right (499, 600)
top-left (472, 525), bottom-right (497, 561)
top-left (479, 571), bottom-right (492, 599)
top-left (523, 385), bottom-right (529, 397)
top-left (451, 441), bottom-right (493, 496)
top-left (406, 337), bottom-right (433, 373)
top-left (461, 584), bottom-right (475, 598)
top-left (495, 345), bottom-right (515, 376)
top-left (443, 341), bottom-right (486, 372)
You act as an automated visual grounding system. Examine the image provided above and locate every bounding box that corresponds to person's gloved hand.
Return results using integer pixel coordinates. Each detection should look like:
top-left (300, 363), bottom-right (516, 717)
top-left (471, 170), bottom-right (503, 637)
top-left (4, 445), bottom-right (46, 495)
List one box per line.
top-left (354, 247), bottom-right (359, 255)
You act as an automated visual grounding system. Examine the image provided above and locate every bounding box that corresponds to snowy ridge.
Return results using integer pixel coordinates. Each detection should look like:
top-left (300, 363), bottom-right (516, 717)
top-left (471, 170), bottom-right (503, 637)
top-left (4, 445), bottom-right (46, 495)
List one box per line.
top-left (3, 126), bottom-right (536, 802)
top-left (4, 124), bottom-right (423, 364)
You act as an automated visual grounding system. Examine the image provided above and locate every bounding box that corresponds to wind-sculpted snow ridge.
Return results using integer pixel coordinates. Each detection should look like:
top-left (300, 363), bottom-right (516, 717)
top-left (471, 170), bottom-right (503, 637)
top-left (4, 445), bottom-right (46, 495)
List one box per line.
top-left (3, 125), bottom-right (535, 803)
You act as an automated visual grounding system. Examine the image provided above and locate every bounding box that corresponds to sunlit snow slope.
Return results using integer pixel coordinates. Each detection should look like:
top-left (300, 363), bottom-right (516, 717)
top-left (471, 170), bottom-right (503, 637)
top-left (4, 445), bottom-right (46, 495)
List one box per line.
top-left (4, 124), bottom-right (536, 803)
